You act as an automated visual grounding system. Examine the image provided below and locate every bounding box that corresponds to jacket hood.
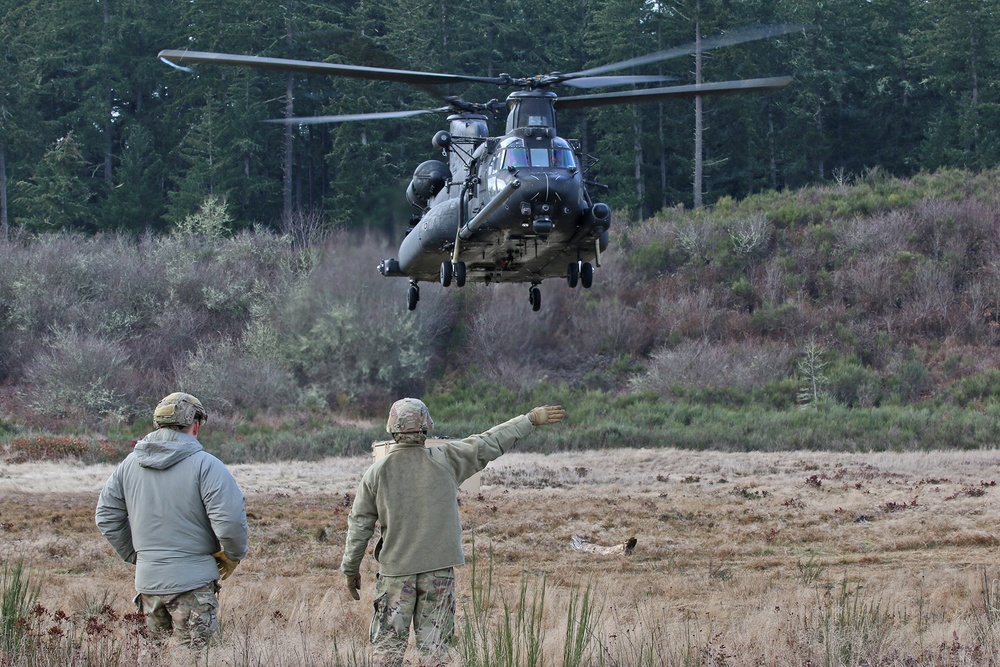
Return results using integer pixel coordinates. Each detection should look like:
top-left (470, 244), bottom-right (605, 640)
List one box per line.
top-left (134, 428), bottom-right (204, 470)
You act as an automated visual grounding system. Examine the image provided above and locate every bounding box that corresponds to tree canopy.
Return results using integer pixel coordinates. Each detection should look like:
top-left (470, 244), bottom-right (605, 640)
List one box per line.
top-left (1, 0), bottom-right (998, 233)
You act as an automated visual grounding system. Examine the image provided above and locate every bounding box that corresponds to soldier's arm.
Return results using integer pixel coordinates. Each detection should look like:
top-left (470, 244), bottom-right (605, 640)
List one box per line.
top-left (443, 407), bottom-right (565, 482)
top-left (201, 456), bottom-right (250, 561)
top-left (341, 478), bottom-right (378, 577)
top-left (95, 467), bottom-right (137, 564)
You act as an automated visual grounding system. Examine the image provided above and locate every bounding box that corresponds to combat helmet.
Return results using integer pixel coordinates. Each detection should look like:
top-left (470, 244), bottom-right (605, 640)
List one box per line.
top-left (153, 392), bottom-right (209, 429)
top-left (386, 398), bottom-right (433, 435)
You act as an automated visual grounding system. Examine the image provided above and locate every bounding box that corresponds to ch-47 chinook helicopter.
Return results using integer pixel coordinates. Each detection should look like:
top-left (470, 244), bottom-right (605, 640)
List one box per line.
top-left (159, 25), bottom-right (803, 311)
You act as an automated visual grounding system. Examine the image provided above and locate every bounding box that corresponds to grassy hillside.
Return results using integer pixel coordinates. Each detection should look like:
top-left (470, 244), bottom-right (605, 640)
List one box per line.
top-left (2, 168), bottom-right (1000, 457)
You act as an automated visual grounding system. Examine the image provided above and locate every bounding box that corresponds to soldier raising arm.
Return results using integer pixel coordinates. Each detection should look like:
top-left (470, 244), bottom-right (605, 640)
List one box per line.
top-left (341, 399), bottom-right (565, 667)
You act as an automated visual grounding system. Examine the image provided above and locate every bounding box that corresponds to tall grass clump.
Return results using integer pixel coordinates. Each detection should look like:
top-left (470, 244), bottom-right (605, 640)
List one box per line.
top-left (812, 578), bottom-right (895, 667)
top-left (972, 569), bottom-right (1000, 648)
top-left (1, 560), bottom-right (40, 657)
top-left (459, 548), bottom-right (601, 667)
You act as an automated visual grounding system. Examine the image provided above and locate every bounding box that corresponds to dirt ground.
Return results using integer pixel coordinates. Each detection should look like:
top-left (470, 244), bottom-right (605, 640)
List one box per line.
top-left (3, 448), bottom-right (1000, 665)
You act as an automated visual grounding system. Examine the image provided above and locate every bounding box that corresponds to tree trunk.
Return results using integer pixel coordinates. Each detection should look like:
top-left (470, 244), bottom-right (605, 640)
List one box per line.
top-left (283, 72), bottom-right (294, 222)
top-left (693, 20), bottom-right (703, 209)
top-left (103, 1), bottom-right (113, 183)
top-left (768, 109), bottom-right (777, 189)
top-left (634, 107), bottom-right (644, 220)
top-left (659, 101), bottom-right (667, 210)
top-left (105, 88), bottom-right (114, 182)
top-left (816, 102), bottom-right (824, 180)
top-left (1, 146), bottom-right (8, 240)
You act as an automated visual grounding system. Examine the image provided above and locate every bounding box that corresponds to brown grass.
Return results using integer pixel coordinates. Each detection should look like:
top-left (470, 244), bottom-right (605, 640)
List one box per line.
top-left (3, 449), bottom-right (1000, 665)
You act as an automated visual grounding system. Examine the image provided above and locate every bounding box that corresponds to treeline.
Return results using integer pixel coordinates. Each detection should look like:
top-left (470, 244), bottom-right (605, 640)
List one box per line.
top-left (2, 169), bottom-right (1000, 455)
top-left (1, 0), bottom-right (999, 237)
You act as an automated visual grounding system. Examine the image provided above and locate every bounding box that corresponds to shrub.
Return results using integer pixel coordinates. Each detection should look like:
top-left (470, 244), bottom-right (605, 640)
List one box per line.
top-left (632, 340), bottom-right (794, 397)
top-left (6, 435), bottom-right (90, 461)
top-left (22, 328), bottom-right (140, 422)
top-left (4, 435), bottom-right (134, 463)
top-left (174, 339), bottom-right (298, 413)
top-left (945, 369), bottom-right (1000, 407)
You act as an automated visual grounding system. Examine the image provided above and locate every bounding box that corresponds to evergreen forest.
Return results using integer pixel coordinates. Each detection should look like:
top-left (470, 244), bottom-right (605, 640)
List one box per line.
top-left (2, 0), bottom-right (1000, 234)
top-left (2, 0), bottom-right (1000, 457)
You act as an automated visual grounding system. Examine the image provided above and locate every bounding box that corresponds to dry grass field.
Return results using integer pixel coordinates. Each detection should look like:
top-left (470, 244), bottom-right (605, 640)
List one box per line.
top-left (3, 448), bottom-right (1000, 666)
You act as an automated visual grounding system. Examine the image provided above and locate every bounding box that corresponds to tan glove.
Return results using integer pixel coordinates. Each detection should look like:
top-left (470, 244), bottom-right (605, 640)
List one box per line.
top-left (528, 405), bottom-right (566, 426)
top-left (212, 551), bottom-right (240, 581)
top-left (346, 573), bottom-right (361, 601)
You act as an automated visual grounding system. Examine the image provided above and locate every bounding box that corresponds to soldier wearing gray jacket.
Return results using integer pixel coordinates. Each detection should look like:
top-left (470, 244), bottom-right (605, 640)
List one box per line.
top-left (342, 398), bottom-right (565, 667)
top-left (96, 392), bottom-right (248, 649)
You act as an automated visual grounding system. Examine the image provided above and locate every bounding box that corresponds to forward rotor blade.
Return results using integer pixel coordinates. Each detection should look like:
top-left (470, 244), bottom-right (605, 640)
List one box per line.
top-left (554, 77), bottom-right (793, 110)
top-left (563, 24), bottom-right (809, 79)
top-left (263, 107), bottom-right (452, 125)
top-left (560, 74), bottom-right (677, 89)
top-left (157, 49), bottom-right (505, 86)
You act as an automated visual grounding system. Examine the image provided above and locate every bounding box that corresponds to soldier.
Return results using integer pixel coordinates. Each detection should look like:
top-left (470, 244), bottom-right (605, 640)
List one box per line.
top-left (96, 392), bottom-right (249, 649)
top-left (341, 398), bottom-right (565, 667)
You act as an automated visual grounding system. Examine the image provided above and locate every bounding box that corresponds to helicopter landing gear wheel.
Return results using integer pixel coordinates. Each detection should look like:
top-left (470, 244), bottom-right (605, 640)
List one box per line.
top-left (454, 261), bottom-right (467, 287)
top-left (580, 262), bottom-right (594, 289)
top-left (440, 261), bottom-right (452, 287)
top-left (567, 262), bottom-right (579, 288)
top-left (407, 283), bottom-right (420, 311)
top-left (528, 285), bottom-right (541, 312)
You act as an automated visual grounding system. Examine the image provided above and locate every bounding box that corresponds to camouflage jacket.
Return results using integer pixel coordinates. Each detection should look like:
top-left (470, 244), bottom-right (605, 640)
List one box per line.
top-left (341, 414), bottom-right (534, 577)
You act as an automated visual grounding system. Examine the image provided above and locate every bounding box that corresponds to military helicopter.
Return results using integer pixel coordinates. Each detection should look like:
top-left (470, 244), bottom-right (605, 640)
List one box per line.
top-left (159, 25), bottom-right (802, 311)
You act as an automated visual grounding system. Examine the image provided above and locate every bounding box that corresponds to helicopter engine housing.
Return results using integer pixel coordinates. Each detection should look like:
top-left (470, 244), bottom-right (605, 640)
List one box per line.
top-left (406, 160), bottom-right (451, 209)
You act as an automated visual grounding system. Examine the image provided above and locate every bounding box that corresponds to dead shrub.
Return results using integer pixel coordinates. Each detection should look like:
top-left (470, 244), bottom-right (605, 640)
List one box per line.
top-left (835, 210), bottom-right (910, 260)
top-left (173, 339), bottom-right (298, 413)
top-left (832, 255), bottom-right (901, 313)
top-left (463, 284), bottom-right (555, 389)
top-left (22, 328), bottom-right (141, 422)
top-left (633, 339), bottom-right (794, 394)
top-left (654, 287), bottom-right (727, 342)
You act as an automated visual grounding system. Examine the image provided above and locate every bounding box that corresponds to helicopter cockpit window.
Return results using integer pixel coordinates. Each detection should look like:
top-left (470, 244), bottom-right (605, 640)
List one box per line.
top-left (530, 148), bottom-right (550, 167)
top-left (496, 138), bottom-right (576, 170)
top-left (552, 148), bottom-right (576, 168)
top-left (551, 138), bottom-right (577, 169)
top-left (501, 148), bottom-right (530, 169)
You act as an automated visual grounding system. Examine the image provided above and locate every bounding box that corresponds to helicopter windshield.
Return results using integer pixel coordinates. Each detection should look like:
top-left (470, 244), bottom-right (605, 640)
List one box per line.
top-left (499, 139), bottom-right (577, 170)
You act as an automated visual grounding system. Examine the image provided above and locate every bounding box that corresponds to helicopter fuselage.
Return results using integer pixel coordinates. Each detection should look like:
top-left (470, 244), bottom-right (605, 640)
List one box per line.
top-left (380, 100), bottom-right (611, 289)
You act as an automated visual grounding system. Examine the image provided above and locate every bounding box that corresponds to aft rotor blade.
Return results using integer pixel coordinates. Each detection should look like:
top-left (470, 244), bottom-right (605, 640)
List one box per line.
top-left (560, 74), bottom-right (677, 89)
top-left (563, 24), bottom-right (809, 79)
top-left (264, 107), bottom-right (452, 125)
top-left (555, 77), bottom-right (793, 110)
top-left (157, 49), bottom-right (506, 86)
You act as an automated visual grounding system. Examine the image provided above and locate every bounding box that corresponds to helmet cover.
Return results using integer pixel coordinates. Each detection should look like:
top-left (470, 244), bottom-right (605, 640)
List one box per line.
top-left (153, 392), bottom-right (209, 428)
top-left (386, 398), bottom-right (433, 434)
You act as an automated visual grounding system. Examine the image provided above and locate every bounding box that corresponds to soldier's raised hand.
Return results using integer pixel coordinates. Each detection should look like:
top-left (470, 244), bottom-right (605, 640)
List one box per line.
top-left (528, 406), bottom-right (566, 426)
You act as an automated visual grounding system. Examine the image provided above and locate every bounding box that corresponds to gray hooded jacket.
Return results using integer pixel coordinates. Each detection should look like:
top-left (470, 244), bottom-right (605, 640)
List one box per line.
top-left (95, 428), bottom-right (249, 595)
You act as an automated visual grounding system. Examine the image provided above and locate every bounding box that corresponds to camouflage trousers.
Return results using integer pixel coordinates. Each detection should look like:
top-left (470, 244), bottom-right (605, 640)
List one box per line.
top-left (134, 582), bottom-right (220, 649)
top-left (370, 568), bottom-right (455, 667)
